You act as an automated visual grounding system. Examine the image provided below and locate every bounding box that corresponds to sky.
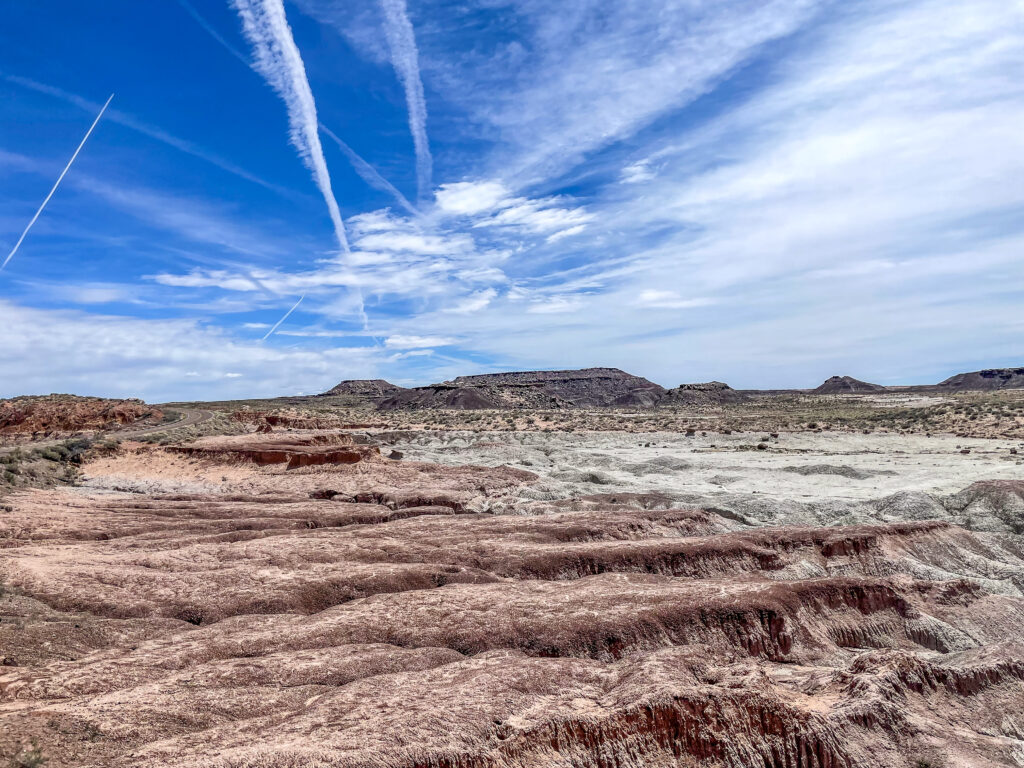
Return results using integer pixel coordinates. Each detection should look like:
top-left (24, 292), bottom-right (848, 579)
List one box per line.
top-left (1, 0), bottom-right (1023, 402)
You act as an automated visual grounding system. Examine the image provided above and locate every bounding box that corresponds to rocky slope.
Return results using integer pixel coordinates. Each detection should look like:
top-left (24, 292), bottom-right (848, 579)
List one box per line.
top-left (660, 381), bottom-right (748, 406)
top-left (939, 368), bottom-right (1024, 391)
top-left (320, 379), bottom-right (406, 400)
top-left (0, 426), bottom-right (1023, 767)
top-left (0, 395), bottom-right (161, 436)
top-left (813, 376), bottom-right (888, 394)
top-left (380, 367), bottom-right (666, 410)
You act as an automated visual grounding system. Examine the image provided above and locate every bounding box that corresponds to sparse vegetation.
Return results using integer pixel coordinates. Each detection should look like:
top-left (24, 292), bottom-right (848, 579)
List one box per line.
top-left (7, 740), bottom-right (46, 768)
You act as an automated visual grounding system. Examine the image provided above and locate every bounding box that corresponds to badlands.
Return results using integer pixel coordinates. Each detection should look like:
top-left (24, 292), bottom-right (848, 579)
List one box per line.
top-left (1, 371), bottom-right (1024, 767)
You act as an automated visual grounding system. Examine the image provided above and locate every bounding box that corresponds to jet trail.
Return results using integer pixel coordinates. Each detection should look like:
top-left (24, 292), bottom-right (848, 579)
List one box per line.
top-left (319, 123), bottom-right (419, 217)
top-left (4, 74), bottom-right (287, 195)
top-left (177, 2), bottom-right (409, 217)
top-left (231, 0), bottom-right (349, 252)
top-left (175, 0), bottom-right (251, 66)
top-left (261, 293), bottom-right (305, 340)
top-left (378, 0), bottom-right (432, 202)
top-left (2, 93), bottom-right (113, 273)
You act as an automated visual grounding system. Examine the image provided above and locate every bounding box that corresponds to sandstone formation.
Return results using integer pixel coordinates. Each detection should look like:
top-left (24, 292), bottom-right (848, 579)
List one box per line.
top-left (0, 395), bottom-right (162, 435)
top-left (938, 368), bottom-right (1024, 391)
top-left (813, 376), bottom-right (887, 394)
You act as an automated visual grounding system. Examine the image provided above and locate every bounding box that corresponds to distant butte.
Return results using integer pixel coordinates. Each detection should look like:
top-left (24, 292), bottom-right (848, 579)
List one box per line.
top-left (812, 375), bottom-right (887, 394)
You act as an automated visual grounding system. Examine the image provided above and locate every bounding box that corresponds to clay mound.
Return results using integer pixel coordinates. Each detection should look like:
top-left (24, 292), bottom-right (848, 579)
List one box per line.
top-left (381, 368), bottom-right (666, 410)
top-left (169, 432), bottom-right (379, 469)
top-left (0, 394), bottom-right (161, 435)
top-left (660, 380), bottom-right (748, 406)
top-left (938, 367), bottom-right (1024, 391)
top-left (813, 375), bottom-right (887, 394)
top-left (320, 379), bottom-right (405, 399)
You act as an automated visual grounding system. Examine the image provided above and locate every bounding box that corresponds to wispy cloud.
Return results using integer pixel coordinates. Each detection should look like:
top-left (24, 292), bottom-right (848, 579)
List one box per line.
top-left (231, 0), bottom-right (350, 252)
top-left (385, 333), bottom-right (456, 348)
top-left (2, 94), bottom-right (113, 273)
top-left (378, 0), bottom-right (432, 201)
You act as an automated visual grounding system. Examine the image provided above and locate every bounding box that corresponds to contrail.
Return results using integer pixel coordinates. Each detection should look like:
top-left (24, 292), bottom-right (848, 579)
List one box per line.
top-left (175, 0), bottom-right (251, 66)
top-left (231, 0), bottom-right (350, 253)
top-left (378, 0), bottom-right (432, 202)
top-left (3, 74), bottom-right (287, 195)
top-left (319, 123), bottom-right (419, 217)
top-left (2, 93), bottom-right (113, 273)
top-left (176, 3), bottom-right (409, 217)
top-left (261, 293), bottom-right (305, 340)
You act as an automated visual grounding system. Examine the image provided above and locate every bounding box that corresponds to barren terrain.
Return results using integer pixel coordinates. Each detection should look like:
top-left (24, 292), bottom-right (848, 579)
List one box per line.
top-left (1, 389), bottom-right (1023, 767)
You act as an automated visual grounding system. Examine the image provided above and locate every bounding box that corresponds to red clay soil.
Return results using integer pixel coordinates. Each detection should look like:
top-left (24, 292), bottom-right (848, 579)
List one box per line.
top-left (0, 442), bottom-right (1023, 767)
top-left (0, 395), bottom-right (161, 435)
top-left (169, 432), bottom-right (380, 468)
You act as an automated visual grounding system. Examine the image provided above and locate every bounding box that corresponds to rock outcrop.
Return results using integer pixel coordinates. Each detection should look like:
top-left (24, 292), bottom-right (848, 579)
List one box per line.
top-left (938, 367), bottom-right (1024, 391)
top-left (813, 376), bottom-right (887, 394)
top-left (380, 368), bottom-right (665, 410)
top-left (660, 381), bottom-right (748, 406)
top-left (319, 379), bottom-right (406, 400)
top-left (0, 394), bottom-right (162, 435)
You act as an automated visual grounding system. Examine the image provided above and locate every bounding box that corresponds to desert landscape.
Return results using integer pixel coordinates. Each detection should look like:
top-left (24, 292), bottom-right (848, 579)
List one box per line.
top-left (1, 368), bottom-right (1023, 767)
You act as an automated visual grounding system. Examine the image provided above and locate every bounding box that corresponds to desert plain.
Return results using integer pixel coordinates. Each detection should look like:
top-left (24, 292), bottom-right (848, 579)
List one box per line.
top-left (1, 370), bottom-right (1024, 767)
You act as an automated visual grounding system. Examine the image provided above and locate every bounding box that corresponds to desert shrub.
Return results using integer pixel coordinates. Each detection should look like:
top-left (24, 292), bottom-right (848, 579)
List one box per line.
top-left (8, 740), bottom-right (47, 768)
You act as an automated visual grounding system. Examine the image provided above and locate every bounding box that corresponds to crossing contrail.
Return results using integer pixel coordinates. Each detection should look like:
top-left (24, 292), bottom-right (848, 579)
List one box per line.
top-left (262, 293), bottom-right (305, 340)
top-left (379, 0), bottom-right (433, 202)
top-left (231, 0), bottom-right (349, 253)
top-left (2, 93), bottom-right (113, 273)
top-left (319, 123), bottom-right (419, 217)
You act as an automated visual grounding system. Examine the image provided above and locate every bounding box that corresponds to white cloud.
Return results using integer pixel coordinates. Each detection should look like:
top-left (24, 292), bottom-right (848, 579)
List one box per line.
top-left (526, 295), bottom-right (584, 314)
top-left (434, 181), bottom-right (510, 216)
top-left (444, 287), bottom-right (497, 314)
top-left (620, 159), bottom-right (655, 184)
top-left (636, 291), bottom-right (716, 310)
top-left (384, 334), bottom-right (456, 348)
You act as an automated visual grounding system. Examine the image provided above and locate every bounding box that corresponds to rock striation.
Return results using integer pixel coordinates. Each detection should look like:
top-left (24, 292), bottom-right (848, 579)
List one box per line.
top-left (1, 431), bottom-right (1023, 767)
top-left (169, 432), bottom-right (379, 469)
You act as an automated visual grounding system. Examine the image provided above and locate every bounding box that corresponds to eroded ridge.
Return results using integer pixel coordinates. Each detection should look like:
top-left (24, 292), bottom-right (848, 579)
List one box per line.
top-left (1, 430), bottom-right (1022, 767)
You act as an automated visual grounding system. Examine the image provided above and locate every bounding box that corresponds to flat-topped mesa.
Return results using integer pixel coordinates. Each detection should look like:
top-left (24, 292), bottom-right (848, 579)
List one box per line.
top-left (660, 381), bottom-right (748, 406)
top-left (380, 367), bottom-right (666, 410)
top-left (813, 375), bottom-right (887, 394)
top-left (938, 367), bottom-right (1024, 391)
top-left (319, 379), bottom-right (406, 399)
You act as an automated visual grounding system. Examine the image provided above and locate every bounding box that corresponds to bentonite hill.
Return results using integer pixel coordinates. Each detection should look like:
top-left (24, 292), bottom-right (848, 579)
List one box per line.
top-left (1, 367), bottom-right (1023, 767)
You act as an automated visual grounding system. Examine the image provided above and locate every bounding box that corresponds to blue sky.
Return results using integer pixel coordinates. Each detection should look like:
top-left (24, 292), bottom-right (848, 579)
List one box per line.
top-left (2, 0), bottom-right (1022, 401)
